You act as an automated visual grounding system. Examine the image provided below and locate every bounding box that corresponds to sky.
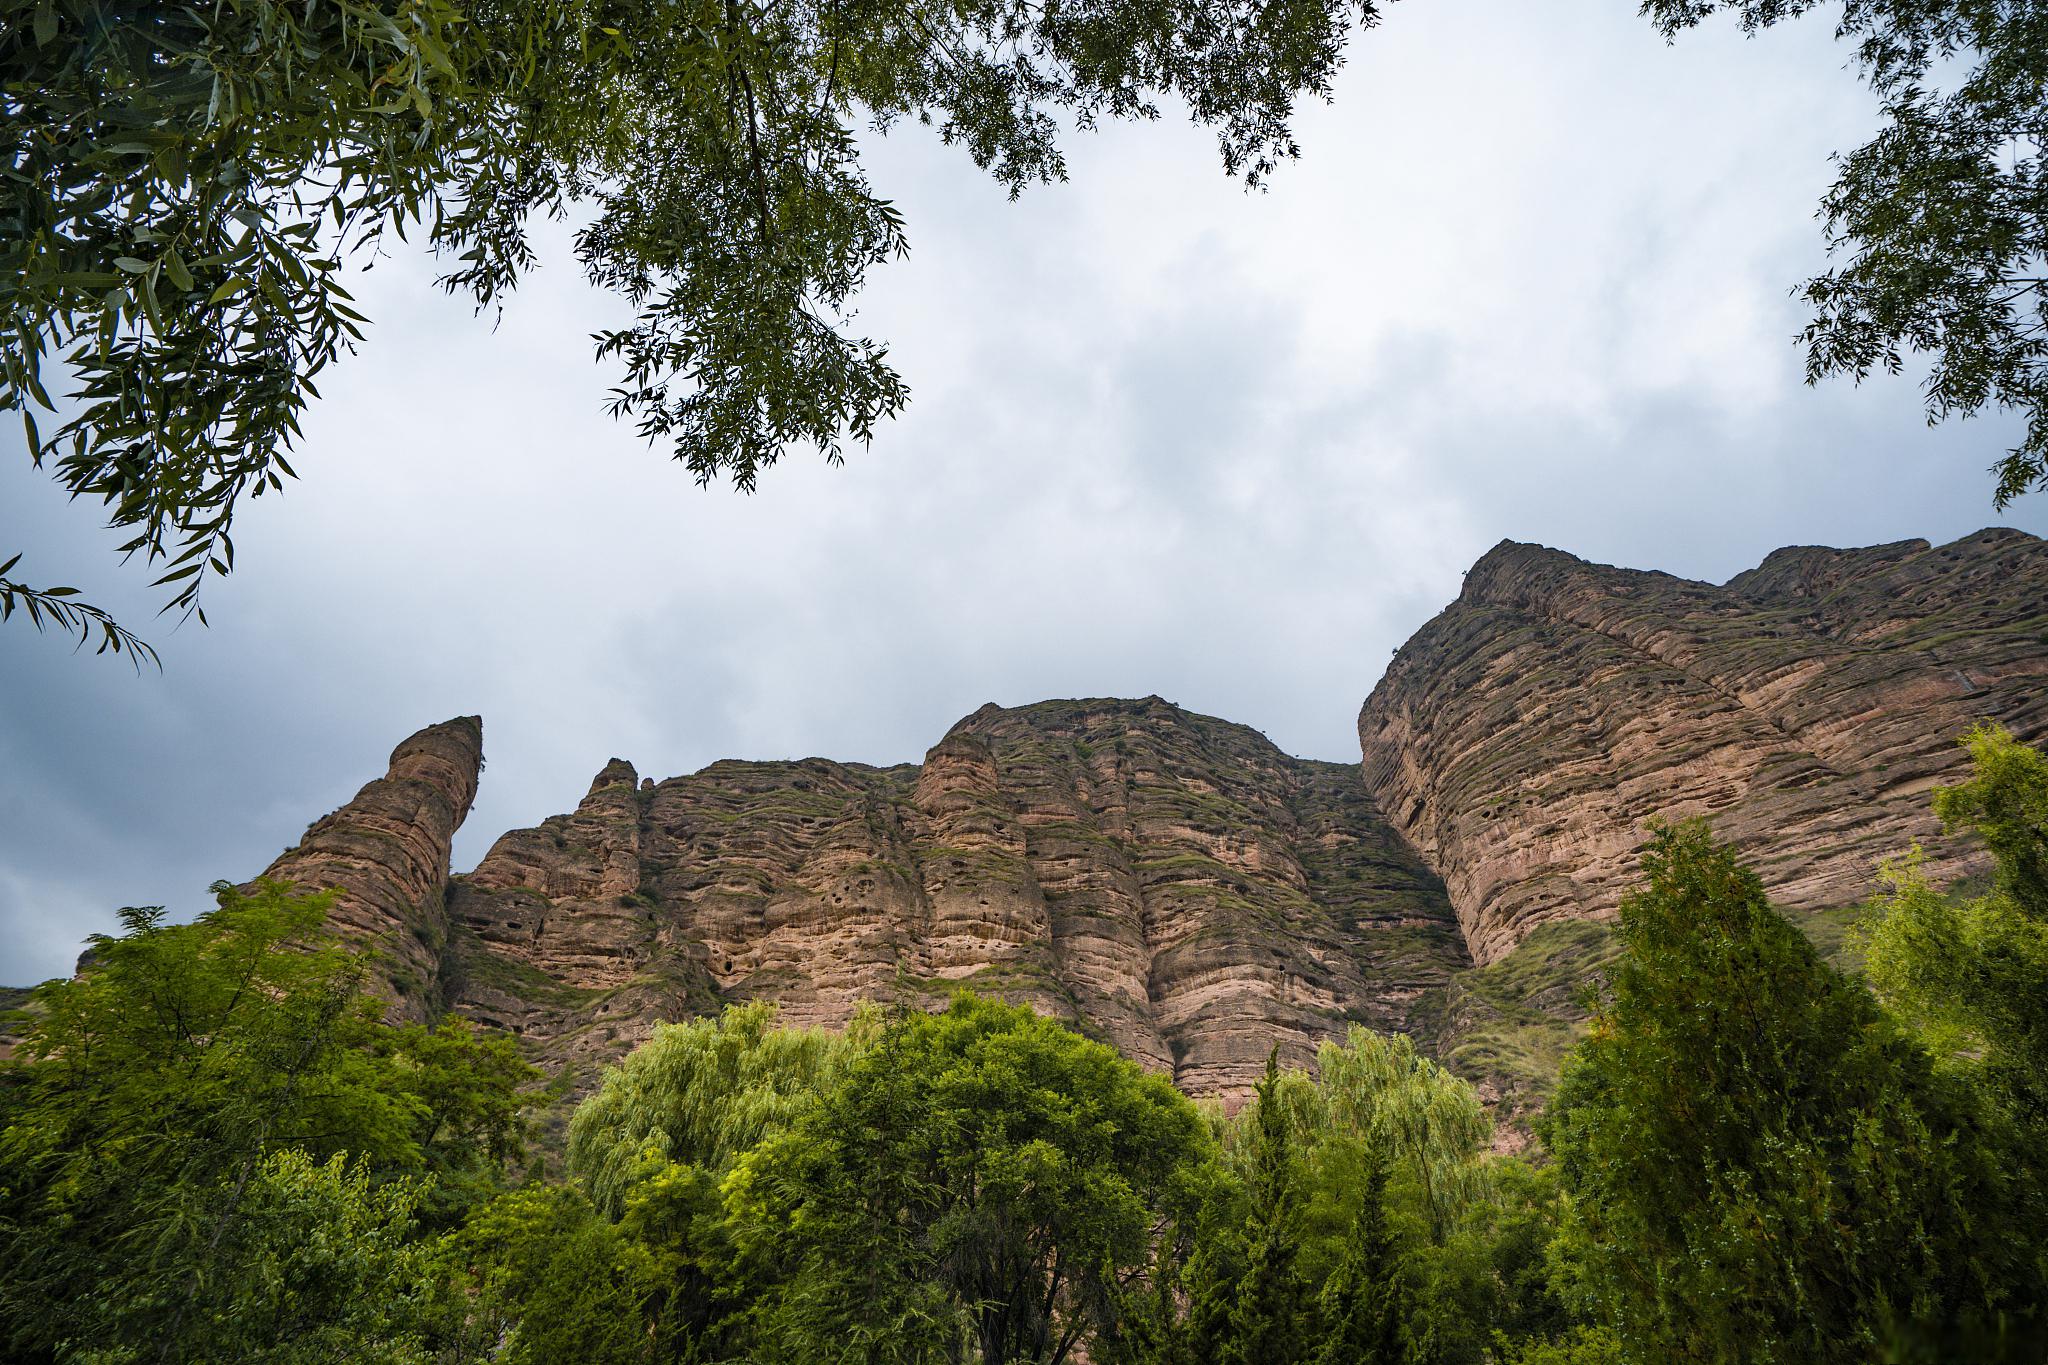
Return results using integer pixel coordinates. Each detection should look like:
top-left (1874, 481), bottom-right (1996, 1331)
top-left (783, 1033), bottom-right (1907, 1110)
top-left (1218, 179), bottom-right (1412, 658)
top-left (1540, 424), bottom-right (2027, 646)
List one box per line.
top-left (4, 0), bottom-right (2045, 985)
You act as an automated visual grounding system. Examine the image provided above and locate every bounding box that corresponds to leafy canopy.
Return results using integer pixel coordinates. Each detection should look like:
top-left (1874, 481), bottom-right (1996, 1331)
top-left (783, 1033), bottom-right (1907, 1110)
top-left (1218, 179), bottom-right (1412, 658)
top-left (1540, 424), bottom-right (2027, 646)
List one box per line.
top-left (0, 880), bottom-right (537, 1362)
top-left (1544, 820), bottom-right (2023, 1364)
top-left (729, 993), bottom-right (1216, 1365)
top-left (566, 999), bottom-right (862, 1218)
top-left (1862, 724), bottom-right (2048, 1154)
top-left (1646, 0), bottom-right (2048, 505)
top-left (2, 0), bottom-right (1384, 648)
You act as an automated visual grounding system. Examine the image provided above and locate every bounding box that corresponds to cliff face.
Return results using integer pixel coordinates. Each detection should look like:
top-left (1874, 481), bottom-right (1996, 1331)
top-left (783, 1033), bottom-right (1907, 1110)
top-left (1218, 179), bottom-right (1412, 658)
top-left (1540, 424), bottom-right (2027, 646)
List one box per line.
top-left (1359, 528), bottom-right (2048, 965)
top-left (251, 716), bottom-right (483, 1017)
top-left (223, 529), bottom-right (2044, 1108)
top-left (443, 699), bottom-right (1468, 1098)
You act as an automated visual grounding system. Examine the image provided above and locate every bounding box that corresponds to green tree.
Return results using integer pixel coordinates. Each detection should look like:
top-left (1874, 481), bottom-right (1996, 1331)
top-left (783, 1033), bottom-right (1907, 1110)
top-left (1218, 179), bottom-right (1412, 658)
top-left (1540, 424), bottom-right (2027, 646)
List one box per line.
top-left (567, 1001), bottom-right (858, 1217)
top-left (558, 1002), bottom-right (865, 1360)
top-left (1931, 722), bottom-right (2048, 915)
top-left (3, 0), bottom-right (1386, 651)
top-left (1645, 0), bottom-right (2048, 506)
top-left (1504, 1327), bottom-right (1624, 1365)
top-left (1859, 726), bottom-right (2048, 1303)
top-left (168, 1148), bottom-right (436, 1365)
top-left (430, 1184), bottom-right (655, 1365)
top-left (1297, 1028), bottom-right (1562, 1365)
top-left (1544, 821), bottom-right (2016, 1364)
top-left (1314, 1026), bottom-right (1492, 1248)
top-left (0, 880), bottom-right (533, 1361)
top-left (1211, 1052), bottom-right (1313, 1365)
top-left (730, 993), bottom-right (1215, 1365)
top-left (1309, 1141), bottom-right (1404, 1365)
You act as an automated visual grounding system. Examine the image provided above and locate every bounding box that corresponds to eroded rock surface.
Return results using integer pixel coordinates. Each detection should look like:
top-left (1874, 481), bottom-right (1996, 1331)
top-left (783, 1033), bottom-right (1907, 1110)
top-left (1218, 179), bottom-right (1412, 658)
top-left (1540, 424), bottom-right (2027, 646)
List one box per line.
top-left (251, 716), bottom-right (483, 1017)
top-left (219, 530), bottom-right (2045, 1111)
top-left (1359, 529), bottom-right (2048, 965)
top-left (444, 699), bottom-right (1468, 1099)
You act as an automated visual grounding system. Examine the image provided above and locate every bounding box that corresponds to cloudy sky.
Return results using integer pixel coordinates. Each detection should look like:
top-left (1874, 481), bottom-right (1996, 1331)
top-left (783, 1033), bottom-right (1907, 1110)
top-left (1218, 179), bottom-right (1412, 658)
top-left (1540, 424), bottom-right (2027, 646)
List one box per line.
top-left (5, 0), bottom-right (2045, 984)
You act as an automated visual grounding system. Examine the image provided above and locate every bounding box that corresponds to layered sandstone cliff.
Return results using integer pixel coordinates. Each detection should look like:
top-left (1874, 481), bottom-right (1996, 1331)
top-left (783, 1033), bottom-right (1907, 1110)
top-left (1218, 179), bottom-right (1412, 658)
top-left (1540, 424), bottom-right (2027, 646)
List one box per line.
top-left (1359, 528), bottom-right (2048, 965)
top-left (202, 529), bottom-right (2044, 1112)
top-left (443, 699), bottom-right (1468, 1098)
top-left (251, 716), bottom-right (483, 1017)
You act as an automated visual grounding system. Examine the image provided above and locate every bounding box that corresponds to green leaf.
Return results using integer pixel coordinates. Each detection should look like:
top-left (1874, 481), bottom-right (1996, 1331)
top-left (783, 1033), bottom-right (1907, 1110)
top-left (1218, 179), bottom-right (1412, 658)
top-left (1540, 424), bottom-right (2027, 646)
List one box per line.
top-left (33, 0), bottom-right (55, 46)
top-left (113, 258), bottom-right (152, 274)
top-left (209, 276), bottom-right (251, 304)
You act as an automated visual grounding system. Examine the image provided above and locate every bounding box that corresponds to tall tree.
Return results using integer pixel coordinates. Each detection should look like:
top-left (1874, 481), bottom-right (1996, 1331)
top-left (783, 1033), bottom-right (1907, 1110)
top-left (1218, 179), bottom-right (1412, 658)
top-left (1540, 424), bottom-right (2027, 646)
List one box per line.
top-left (2, 0), bottom-right (1385, 651)
top-left (1544, 820), bottom-right (2017, 1364)
top-left (1209, 1051), bottom-right (1313, 1365)
top-left (1309, 1141), bottom-right (1404, 1365)
top-left (1861, 726), bottom-right (2048, 1242)
top-left (1645, 0), bottom-right (2048, 506)
top-left (1314, 1025), bottom-right (1492, 1247)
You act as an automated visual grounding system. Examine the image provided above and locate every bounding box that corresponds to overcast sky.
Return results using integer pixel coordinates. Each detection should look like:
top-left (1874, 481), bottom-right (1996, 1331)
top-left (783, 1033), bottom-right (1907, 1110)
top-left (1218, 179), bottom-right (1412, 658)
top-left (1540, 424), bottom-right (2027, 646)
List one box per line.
top-left (5, 0), bottom-right (2045, 984)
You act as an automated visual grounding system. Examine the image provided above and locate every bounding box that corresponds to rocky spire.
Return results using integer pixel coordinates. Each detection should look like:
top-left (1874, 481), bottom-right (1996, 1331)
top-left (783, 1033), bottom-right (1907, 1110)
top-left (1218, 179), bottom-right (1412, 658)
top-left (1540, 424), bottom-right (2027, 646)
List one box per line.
top-left (253, 716), bottom-right (483, 1018)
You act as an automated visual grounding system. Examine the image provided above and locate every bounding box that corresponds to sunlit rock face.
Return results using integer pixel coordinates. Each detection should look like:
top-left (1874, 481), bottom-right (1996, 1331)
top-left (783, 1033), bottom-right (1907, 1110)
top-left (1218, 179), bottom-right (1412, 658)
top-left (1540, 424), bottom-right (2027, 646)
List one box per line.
top-left (441, 698), bottom-right (1469, 1100)
top-left (1359, 529), bottom-right (2048, 966)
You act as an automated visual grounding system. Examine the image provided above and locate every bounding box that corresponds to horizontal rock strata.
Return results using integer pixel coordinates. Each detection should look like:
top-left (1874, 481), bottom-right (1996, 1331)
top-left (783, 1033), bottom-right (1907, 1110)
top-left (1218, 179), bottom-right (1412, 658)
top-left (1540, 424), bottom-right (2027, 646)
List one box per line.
top-left (1359, 529), bottom-right (2048, 965)
top-left (200, 529), bottom-right (2045, 1112)
top-left (445, 699), bottom-right (1469, 1099)
top-left (251, 716), bottom-right (483, 1017)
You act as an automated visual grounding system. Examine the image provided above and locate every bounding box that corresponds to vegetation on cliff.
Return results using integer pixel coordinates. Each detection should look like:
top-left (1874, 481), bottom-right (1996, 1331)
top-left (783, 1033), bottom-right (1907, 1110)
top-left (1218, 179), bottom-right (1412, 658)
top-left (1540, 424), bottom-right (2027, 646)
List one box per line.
top-left (2, 728), bottom-right (2045, 1362)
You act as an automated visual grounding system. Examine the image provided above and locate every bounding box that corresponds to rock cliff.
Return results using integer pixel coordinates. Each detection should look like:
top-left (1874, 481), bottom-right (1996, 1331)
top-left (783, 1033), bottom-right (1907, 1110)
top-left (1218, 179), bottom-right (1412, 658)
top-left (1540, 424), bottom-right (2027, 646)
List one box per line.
top-left (212, 529), bottom-right (2044, 1111)
top-left (443, 699), bottom-right (1468, 1098)
top-left (1359, 528), bottom-right (2048, 966)
top-left (251, 716), bottom-right (483, 1018)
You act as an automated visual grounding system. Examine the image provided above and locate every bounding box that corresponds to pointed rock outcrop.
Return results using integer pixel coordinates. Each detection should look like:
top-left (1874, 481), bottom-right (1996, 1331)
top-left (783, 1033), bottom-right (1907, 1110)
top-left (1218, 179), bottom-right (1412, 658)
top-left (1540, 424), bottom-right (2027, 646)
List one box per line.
top-left (253, 716), bottom-right (482, 1016)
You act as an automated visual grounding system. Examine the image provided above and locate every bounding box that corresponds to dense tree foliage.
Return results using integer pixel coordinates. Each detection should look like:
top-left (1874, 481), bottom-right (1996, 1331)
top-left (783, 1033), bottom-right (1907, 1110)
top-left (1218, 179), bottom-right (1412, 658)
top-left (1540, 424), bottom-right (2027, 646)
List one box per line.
top-left (1545, 818), bottom-right (2041, 1363)
top-left (1, 0), bottom-right (1385, 649)
top-left (734, 995), bottom-right (1217, 1364)
top-left (1860, 726), bottom-right (2048, 1260)
top-left (1647, 0), bottom-right (2048, 505)
top-left (3, 728), bottom-right (2045, 1361)
top-left (0, 880), bottom-right (538, 1362)
top-left (566, 1001), bottom-right (863, 1216)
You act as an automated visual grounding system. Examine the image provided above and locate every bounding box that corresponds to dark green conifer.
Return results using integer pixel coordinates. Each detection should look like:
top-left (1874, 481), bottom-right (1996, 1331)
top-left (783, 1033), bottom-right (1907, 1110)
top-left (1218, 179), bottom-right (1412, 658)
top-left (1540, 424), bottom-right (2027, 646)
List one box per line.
top-left (1214, 1050), bottom-right (1313, 1365)
top-left (1546, 821), bottom-right (2009, 1364)
top-left (1311, 1144), bottom-right (1404, 1365)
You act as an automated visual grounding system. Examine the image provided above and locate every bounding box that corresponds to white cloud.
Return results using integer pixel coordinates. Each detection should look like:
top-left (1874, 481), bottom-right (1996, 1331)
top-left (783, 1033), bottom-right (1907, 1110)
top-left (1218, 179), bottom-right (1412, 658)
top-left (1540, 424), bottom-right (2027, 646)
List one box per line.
top-left (3, 0), bottom-right (2043, 982)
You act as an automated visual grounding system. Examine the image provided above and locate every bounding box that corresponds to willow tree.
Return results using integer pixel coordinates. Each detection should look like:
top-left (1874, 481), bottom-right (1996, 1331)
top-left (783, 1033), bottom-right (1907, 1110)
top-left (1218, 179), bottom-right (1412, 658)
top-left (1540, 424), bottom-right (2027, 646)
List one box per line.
top-left (2, 0), bottom-right (1385, 651)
